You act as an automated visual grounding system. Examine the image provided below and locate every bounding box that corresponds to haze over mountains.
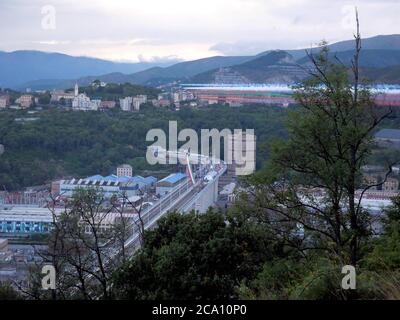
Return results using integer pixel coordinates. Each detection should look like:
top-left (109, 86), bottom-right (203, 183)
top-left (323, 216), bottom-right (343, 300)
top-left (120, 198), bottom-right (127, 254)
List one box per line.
top-left (3, 34), bottom-right (400, 90)
top-left (0, 51), bottom-right (180, 89)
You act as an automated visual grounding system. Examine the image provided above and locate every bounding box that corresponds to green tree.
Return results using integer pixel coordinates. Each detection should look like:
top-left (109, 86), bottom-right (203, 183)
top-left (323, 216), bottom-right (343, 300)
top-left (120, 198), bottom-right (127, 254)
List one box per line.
top-left (366, 196), bottom-right (400, 270)
top-left (38, 91), bottom-right (51, 105)
top-left (244, 16), bottom-right (392, 266)
top-left (0, 282), bottom-right (20, 300)
top-left (112, 209), bottom-right (281, 299)
top-left (21, 188), bottom-right (134, 300)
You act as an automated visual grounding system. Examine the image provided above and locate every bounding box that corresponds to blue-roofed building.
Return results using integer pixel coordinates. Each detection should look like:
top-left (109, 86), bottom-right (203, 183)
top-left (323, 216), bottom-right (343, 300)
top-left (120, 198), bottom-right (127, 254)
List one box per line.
top-left (0, 206), bottom-right (64, 234)
top-left (131, 175), bottom-right (157, 191)
top-left (87, 174), bottom-right (104, 181)
top-left (58, 174), bottom-right (158, 198)
top-left (143, 176), bottom-right (158, 184)
top-left (156, 173), bottom-right (187, 196)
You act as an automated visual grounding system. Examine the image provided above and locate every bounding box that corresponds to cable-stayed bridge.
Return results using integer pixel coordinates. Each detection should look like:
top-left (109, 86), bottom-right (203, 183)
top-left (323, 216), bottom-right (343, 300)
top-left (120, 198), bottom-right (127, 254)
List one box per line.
top-left (123, 146), bottom-right (227, 252)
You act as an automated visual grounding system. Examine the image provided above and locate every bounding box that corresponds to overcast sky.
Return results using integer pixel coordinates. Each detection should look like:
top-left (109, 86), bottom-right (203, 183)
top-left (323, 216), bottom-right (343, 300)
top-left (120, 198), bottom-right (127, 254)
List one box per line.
top-left (0, 0), bottom-right (399, 62)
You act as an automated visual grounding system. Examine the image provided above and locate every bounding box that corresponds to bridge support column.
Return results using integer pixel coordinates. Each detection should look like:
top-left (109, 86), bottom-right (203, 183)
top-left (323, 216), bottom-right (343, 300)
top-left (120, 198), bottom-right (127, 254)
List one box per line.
top-left (192, 178), bottom-right (220, 213)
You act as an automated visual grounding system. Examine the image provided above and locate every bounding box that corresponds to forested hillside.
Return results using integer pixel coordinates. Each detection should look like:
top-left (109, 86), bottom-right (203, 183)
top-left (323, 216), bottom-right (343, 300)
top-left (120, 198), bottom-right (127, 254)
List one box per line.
top-left (0, 105), bottom-right (287, 190)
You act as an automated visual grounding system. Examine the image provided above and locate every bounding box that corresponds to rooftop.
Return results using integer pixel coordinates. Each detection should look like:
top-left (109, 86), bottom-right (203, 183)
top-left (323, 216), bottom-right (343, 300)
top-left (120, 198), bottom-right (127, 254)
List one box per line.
top-left (0, 206), bottom-right (64, 222)
top-left (131, 176), bottom-right (157, 184)
top-left (159, 172), bottom-right (187, 184)
top-left (61, 174), bottom-right (157, 187)
top-left (220, 182), bottom-right (236, 195)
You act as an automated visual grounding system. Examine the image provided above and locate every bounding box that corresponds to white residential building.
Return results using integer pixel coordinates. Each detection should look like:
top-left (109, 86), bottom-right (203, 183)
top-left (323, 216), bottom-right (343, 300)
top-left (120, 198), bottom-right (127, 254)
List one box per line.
top-left (173, 92), bottom-right (180, 103)
top-left (72, 94), bottom-right (100, 111)
top-left (132, 95), bottom-right (147, 111)
top-left (119, 97), bottom-right (133, 111)
top-left (120, 95), bottom-right (147, 111)
top-left (173, 90), bottom-right (194, 103)
top-left (117, 164), bottom-right (133, 177)
top-left (71, 83), bottom-right (100, 111)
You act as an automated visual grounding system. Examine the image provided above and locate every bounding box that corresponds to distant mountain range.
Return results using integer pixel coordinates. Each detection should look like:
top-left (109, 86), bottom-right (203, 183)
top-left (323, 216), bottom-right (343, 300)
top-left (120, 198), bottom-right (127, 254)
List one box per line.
top-left (192, 49), bottom-right (400, 84)
top-left (0, 51), bottom-right (180, 89)
top-left (3, 34), bottom-right (400, 90)
top-left (191, 51), bottom-right (306, 84)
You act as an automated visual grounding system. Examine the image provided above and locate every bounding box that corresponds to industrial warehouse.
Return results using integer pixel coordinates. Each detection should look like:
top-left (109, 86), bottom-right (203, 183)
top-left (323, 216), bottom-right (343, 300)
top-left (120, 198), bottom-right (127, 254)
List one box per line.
top-left (56, 174), bottom-right (157, 198)
top-left (183, 84), bottom-right (295, 107)
top-left (182, 84), bottom-right (400, 107)
top-left (0, 168), bottom-right (191, 235)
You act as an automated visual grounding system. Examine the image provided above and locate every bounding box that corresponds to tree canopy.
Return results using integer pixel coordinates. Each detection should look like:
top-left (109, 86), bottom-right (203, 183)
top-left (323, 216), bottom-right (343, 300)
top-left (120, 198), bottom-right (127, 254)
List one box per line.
top-left (112, 209), bottom-right (286, 299)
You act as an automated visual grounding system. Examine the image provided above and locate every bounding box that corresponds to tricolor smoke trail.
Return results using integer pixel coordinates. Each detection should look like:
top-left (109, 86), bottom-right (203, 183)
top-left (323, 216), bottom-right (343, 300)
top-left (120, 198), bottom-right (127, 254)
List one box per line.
top-left (186, 153), bottom-right (196, 185)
